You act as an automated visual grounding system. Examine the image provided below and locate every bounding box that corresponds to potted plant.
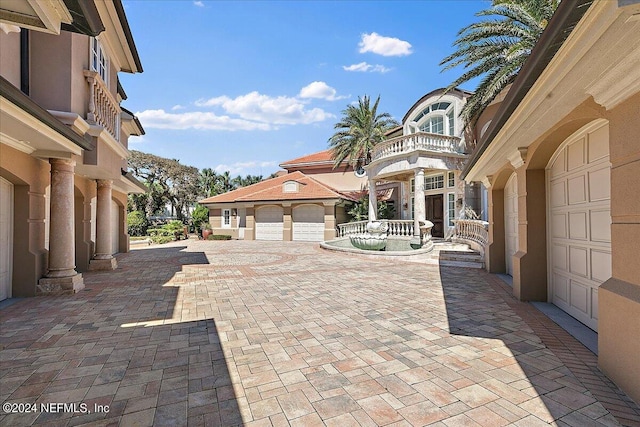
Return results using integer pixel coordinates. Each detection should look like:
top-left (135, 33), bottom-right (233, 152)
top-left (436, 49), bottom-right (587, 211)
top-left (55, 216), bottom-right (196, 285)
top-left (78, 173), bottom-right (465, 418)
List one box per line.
top-left (201, 222), bottom-right (212, 240)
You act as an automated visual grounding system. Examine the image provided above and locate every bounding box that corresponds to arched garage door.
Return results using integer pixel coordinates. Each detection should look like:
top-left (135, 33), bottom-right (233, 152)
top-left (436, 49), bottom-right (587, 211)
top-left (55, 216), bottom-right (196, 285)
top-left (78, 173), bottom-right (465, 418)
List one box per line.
top-left (547, 121), bottom-right (610, 331)
top-left (255, 206), bottom-right (283, 241)
top-left (293, 205), bottom-right (325, 242)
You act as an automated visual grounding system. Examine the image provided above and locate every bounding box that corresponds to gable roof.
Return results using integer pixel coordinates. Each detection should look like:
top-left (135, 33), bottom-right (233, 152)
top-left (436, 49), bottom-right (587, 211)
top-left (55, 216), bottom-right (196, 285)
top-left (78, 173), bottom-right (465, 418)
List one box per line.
top-left (199, 171), bottom-right (355, 204)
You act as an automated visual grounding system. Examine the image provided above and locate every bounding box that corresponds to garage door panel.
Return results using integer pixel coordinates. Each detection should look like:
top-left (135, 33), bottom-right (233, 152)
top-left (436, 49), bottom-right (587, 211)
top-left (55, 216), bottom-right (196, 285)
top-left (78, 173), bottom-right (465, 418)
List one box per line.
top-left (570, 280), bottom-right (589, 315)
top-left (590, 250), bottom-right (611, 283)
top-left (568, 176), bottom-right (586, 204)
top-left (590, 209), bottom-right (611, 242)
top-left (553, 274), bottom-right (569, 303)
top-left (550, 182), bottom-right (566, 207)
top-left (552, 244), bottom-right (568, 271)
top-left (568, 211), bottom-right (588, 240)
top-left (588, 167), bottom-right (610, 201)
top-left (256, 206), bottom-right (284, 241)
top-left (549, 122), bottom-right (610, 332)
top-left (567, 138), bottom-right (586, 170)
top-left (292, 205), bottom-right (324, 242)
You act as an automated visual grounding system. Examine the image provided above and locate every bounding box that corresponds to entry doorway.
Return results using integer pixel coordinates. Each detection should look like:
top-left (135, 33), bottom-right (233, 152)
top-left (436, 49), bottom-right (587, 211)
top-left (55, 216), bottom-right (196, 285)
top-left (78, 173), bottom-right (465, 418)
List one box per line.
top-left (426, 194), bottom-right (444, 238)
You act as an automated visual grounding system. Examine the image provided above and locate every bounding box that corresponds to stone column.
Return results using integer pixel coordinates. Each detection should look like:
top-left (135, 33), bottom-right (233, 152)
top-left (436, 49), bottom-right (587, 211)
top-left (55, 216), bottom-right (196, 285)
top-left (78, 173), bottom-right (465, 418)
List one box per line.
top-left (413, 169), bottom-right (426, 236)
top-left (90, 180), bottom-right (117, 270)
top-left (38, 159), bottom-right (84, 294)
top-left (368, 178), bottom-right (377, 221)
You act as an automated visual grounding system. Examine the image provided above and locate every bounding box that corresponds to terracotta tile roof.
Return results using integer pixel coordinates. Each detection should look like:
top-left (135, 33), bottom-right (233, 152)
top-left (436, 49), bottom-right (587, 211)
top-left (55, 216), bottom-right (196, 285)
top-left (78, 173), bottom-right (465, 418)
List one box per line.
top-left (279, 149), bottom-right (335, 167)
top-left (198, 171), bottom-right (356, 204)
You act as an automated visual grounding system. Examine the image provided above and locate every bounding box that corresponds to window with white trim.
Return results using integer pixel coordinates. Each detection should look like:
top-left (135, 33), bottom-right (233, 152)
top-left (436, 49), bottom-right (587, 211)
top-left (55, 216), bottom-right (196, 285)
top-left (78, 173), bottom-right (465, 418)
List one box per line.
top-left (90, 37), bottom-right (109, 86)
top-left (448, 193), bottom-right (456, 227)
top-left (447, 171), bottom-right (455, 188)
top-left (222, 209), bottom-right (231, 228)
top-left (425, 175), bottom-right (444, 191)
top-left (414, 101), bottom-right (456, 136)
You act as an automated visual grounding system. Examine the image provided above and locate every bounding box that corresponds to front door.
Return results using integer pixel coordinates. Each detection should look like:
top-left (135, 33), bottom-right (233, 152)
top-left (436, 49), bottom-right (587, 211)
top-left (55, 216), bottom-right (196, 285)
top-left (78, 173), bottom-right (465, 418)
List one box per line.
top-left (426, 194), bottom-right (444, 238)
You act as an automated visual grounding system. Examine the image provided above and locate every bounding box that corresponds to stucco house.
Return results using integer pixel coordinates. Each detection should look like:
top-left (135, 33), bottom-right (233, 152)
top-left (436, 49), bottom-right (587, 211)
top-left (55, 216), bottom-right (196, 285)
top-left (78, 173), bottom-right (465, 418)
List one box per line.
top-left (0, 0), bottom-right (145, 299)
top-left (365, 88), bottom-right (483, 238)
top-left (462, 0), bottom-right (640, 403)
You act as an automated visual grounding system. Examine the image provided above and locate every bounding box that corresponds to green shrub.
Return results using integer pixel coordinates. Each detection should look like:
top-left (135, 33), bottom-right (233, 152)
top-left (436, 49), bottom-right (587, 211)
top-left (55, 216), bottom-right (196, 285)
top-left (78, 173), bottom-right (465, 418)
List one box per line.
top-left (127, 211), bottom-right (148, 236)
top-left (207, 234), bottom-right (232, 240)
top-left (191, 204), bottom-right (209, 232)
top-left (147, 228), bottom-right (174, 244)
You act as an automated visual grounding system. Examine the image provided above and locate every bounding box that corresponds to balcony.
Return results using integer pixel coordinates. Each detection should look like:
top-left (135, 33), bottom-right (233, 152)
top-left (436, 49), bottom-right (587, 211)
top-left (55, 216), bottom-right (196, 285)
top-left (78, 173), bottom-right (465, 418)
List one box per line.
top-left (371, 132), bottom-right (463, 163)
top-left (84, 70), bottom-right (121, 142)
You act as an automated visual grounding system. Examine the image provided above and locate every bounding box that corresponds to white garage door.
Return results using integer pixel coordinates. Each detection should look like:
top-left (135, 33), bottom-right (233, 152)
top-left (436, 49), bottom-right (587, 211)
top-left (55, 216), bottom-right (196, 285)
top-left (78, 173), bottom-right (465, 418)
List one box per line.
top-left (548, 121), bottom-right (610, 331)
top-left (0, 177), bottom-right (13, 301)
top-left (504, 173), bottom-right (518, 276)
top-left (111, 201), bottom-right (119, 254)
top-left (255, 206), bottom-right (283, 241)
top-left (293, 205), bottom-right (325, 242)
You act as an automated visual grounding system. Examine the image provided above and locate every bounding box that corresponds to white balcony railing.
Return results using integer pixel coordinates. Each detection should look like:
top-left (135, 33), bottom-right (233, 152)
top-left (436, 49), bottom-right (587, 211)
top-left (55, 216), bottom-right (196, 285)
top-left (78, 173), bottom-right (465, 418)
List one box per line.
top-left (84, 70), bottom-right (120, 142)
top-left (371, 132), bottom-right (462, 162)
top-left (452, 219), bottom-right (489, 254)
top-left (337, 220), bottom-right (416, 238)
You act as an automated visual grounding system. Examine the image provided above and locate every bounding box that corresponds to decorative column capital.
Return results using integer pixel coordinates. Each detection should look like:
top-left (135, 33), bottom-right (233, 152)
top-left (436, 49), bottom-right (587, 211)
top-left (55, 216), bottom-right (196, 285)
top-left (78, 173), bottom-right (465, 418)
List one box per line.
top-left (50, 158), bottom-right (76, 173)
top-left (96, 179), bottom-right (113, 189)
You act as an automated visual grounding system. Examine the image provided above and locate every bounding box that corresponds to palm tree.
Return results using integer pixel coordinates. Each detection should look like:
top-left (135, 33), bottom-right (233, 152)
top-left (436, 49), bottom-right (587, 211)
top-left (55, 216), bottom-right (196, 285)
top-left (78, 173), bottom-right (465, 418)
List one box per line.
top-left (440, 0), bottom-right (559, 127)
top-left (199, 168), bottom-right (218, 197)
top-left (328, 95), bottom-right (398, 170)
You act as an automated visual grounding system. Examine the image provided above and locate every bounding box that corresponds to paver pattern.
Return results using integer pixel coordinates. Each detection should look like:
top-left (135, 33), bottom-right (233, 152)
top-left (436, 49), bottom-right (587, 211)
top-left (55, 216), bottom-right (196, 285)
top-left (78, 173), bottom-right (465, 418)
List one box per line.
top-left (1, 240), bottom-right (639, 426)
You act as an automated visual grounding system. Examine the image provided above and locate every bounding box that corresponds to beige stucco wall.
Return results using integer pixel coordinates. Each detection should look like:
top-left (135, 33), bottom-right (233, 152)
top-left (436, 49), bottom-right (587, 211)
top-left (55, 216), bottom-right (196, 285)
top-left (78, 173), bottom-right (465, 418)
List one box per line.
top-left (296, 167), bottom-right (366, 191)
top-left (0, 144), bottom-right (50, 296)
top-left (598, 93), bottom-right (640, 404)
top-left (74, 175), bottom-right (95, 272)
top-left (0, 31), bottom-right (21, 87)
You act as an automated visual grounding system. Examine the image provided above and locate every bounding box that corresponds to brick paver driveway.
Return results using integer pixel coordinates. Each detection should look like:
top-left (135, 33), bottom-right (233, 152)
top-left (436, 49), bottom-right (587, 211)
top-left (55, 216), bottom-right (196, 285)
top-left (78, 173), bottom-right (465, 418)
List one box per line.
top-left (1, 240), bottom-right (639, 426)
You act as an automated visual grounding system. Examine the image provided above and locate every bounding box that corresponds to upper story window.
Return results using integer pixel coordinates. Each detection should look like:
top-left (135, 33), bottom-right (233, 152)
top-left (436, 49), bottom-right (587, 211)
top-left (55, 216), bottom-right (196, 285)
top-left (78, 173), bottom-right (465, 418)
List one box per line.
top-left (283, 181), bottom-right (299, 193)
top-left (414, 101), bottom-right (456, 136)
top-left (425, 175), bottom-right (444, 190)
top-left (90, 38), bottom-right (109, 86)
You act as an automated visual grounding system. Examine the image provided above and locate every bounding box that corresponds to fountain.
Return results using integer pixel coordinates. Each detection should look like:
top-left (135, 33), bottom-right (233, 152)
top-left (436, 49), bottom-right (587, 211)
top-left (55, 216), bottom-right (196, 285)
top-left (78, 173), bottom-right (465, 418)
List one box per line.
top-left (349, 221), bottom-right (388, 251)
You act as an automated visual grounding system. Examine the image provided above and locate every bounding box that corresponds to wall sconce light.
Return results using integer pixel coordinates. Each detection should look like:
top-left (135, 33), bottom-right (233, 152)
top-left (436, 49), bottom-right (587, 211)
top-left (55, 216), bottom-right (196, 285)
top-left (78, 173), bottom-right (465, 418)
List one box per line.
top-left (232, 209), bottom-right (238, 216)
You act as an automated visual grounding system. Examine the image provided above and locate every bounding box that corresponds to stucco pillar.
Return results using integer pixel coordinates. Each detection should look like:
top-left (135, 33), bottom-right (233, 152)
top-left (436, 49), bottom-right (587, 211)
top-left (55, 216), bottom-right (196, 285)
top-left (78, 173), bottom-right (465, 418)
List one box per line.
top-left (90, 180), bottom-right (117, 270)
top-left (512, 166), bottom-right (547, 302)
top-left (38, 159), bottom-right (84, 294)
top-left (368, 178), bottom-right (377, 221)
top-left (283, 204), bottom-right (292, 241)
top-left (323, 202), bottom-right (336, 241)
top-left (413, 169), bottom-right (425, 236)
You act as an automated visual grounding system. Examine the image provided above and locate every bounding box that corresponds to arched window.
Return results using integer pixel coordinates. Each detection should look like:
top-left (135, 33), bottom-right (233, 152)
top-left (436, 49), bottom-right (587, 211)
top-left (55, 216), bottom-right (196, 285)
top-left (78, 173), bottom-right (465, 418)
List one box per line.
top-left (413, 101), bottom-right (456, 136)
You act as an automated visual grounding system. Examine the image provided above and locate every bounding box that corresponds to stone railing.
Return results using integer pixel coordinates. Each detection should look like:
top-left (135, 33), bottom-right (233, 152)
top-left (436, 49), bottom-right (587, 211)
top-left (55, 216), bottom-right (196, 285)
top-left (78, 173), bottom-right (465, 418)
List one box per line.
top-left (84, 70), bottom-right (121, 142)
top-left (337, 220), bottom-right (417, 238)
top-left (452, 219), bottom-right (489, 254)
top-left (371, 132), bottom-right (462, 162)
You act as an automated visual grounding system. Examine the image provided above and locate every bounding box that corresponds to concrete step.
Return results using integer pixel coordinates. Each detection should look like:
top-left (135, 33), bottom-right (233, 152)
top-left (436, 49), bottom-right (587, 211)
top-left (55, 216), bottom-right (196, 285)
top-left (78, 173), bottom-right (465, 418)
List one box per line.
top-left (438, 250), bottom-right (482, 259)
top-left (439, 259), bottom-right (485, 269)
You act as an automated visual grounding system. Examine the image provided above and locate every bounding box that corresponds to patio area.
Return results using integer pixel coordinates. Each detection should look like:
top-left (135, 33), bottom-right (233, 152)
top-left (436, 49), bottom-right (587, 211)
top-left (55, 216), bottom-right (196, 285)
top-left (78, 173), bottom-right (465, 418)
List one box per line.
top-left (1, 240), bottom-right (639, 426)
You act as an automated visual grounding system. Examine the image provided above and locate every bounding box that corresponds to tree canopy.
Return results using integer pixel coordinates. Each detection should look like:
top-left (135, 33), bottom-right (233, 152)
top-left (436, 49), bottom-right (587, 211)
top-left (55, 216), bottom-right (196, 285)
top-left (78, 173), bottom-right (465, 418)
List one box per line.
top-left (441, 0), bottom-right (559, 127)
top-left (328, 95), bottom-right (398, 170)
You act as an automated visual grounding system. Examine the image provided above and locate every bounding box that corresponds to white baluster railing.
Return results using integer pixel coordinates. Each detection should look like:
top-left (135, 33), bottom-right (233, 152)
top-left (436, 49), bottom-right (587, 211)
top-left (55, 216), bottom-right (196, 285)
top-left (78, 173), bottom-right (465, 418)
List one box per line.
top-left (452, 220), bottom-right (489, 253)
top-left (371, 132), bottom-right (462, 162)
top-left (84, 70), bottom-right (121, 142)
top-left (338, 220), bottom-right (421, 238)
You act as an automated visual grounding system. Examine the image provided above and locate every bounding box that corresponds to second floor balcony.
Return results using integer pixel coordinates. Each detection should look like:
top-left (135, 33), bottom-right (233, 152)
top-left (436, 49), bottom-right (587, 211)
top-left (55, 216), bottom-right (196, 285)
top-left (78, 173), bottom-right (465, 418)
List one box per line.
top-left (84, 70), bottom-right (121, 143)
top-left (371, 132), bottom-right (463, 163)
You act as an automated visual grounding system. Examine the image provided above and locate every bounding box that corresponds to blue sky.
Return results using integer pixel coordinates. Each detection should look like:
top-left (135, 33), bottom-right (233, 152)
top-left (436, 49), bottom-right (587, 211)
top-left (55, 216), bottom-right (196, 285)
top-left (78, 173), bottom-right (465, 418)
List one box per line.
top-left (119, 0), bottom-right (488, 177)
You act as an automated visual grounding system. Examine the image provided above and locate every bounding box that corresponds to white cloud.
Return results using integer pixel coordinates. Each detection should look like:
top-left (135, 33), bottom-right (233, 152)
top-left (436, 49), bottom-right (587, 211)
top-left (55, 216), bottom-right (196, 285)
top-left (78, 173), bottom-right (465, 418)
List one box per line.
top-left (193, 1), bottom-right (204, 7)
top-left (358, 32), bottom-right (412, 57)
top-left (171, 104), bottom-right (185, 111)
top-left (195, 91), bottom-right (334, 125)
top-left (342, 62), bottom-right (391, 73)
top-left (135, 109), bottom-right (271, 131)
top-left (298, 81), bottom-right (347, 101)
top-left (213, 161), bottom-right (277, 175)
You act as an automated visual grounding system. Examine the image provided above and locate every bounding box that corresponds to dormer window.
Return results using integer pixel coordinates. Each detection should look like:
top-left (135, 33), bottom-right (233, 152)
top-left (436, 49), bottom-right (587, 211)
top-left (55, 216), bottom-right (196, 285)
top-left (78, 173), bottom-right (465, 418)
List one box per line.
top-left (413, 101), bottom-right (456, 136)
top-left (90, 37), bottom-right (109, 86)
top-left (283, 181), bottom-right (299, 193)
